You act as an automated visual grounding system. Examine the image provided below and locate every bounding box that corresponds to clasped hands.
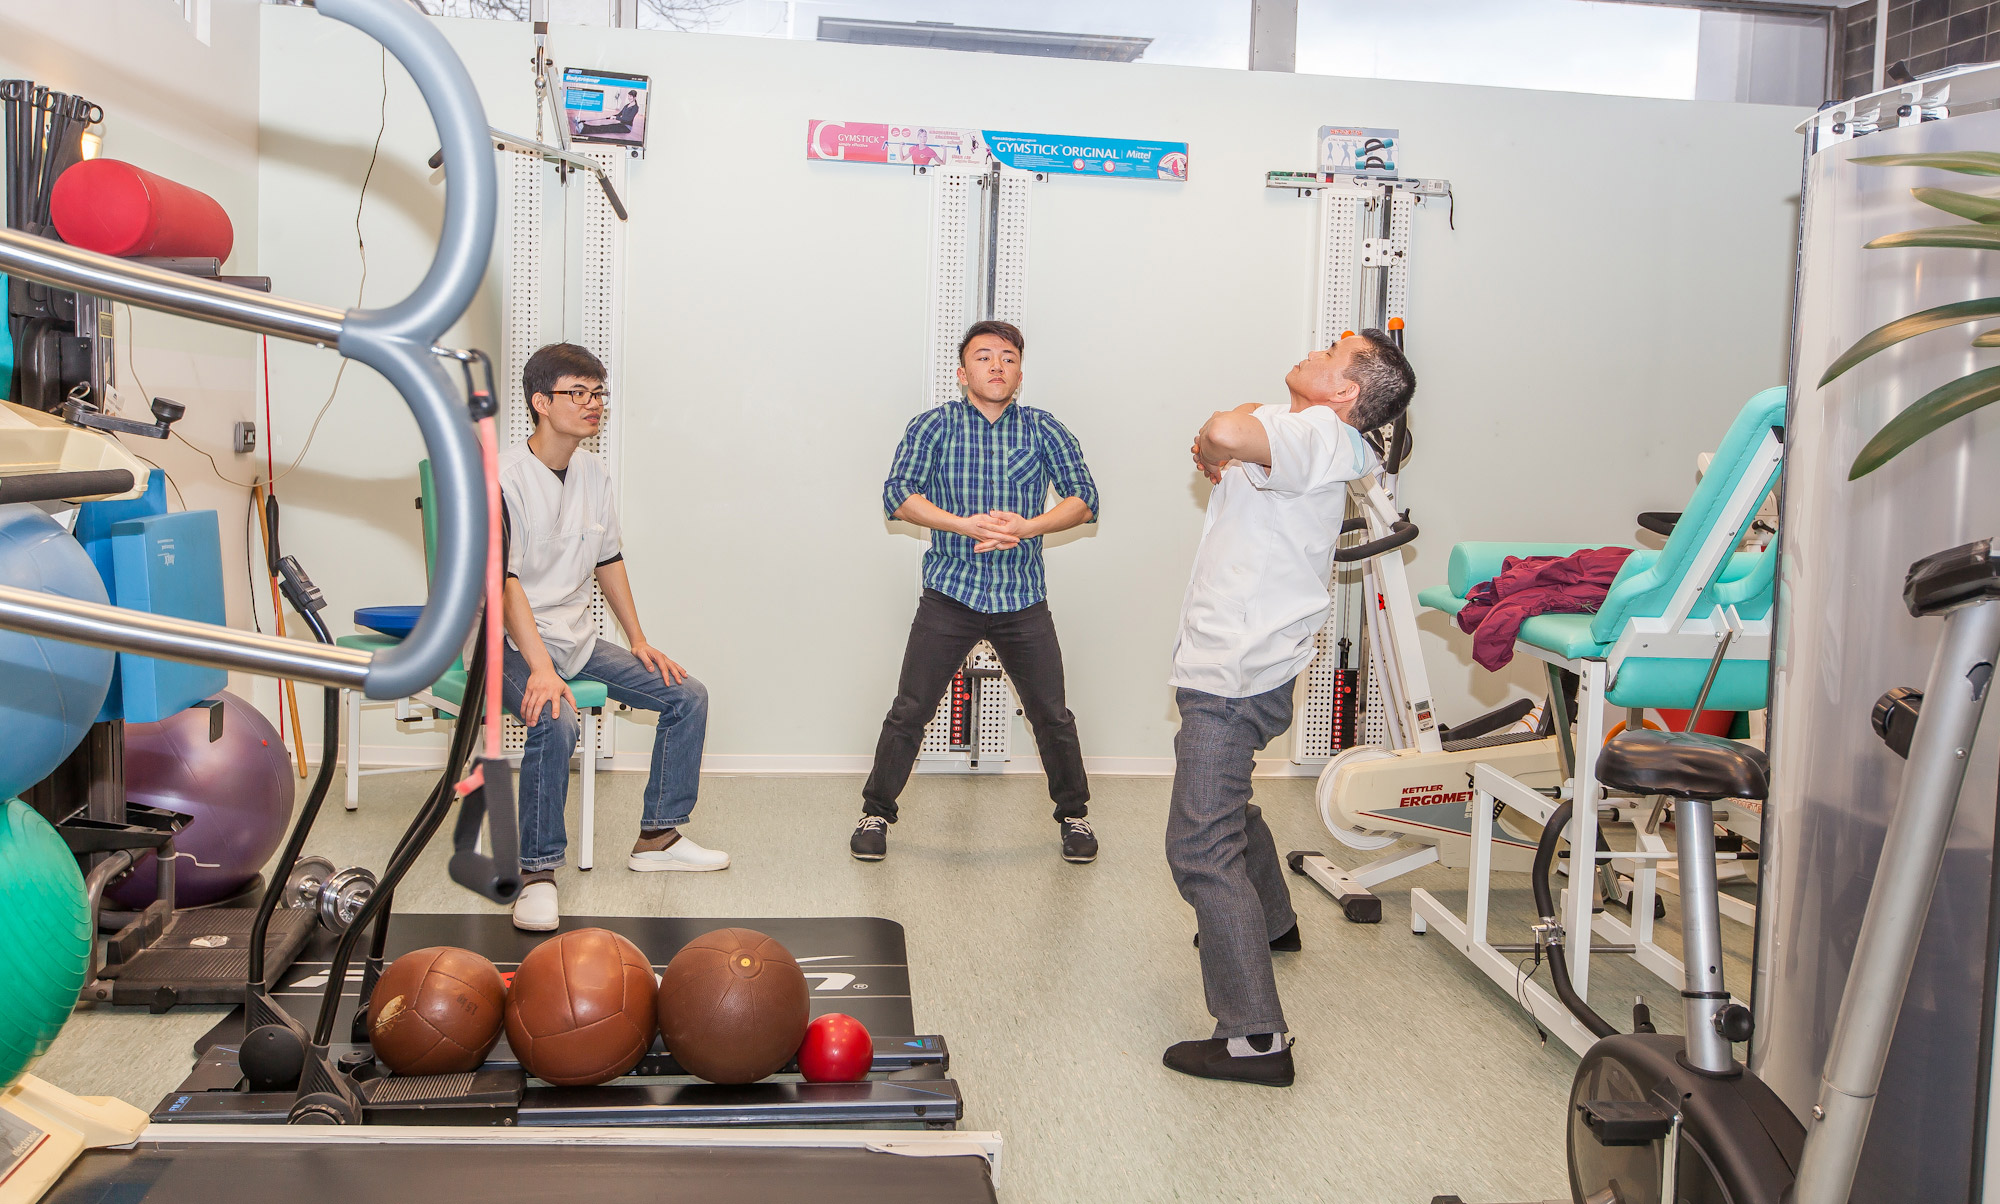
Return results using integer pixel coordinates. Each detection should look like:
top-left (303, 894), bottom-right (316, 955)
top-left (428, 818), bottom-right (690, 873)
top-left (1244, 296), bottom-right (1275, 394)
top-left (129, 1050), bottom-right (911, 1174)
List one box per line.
top-left (1191, 431), bottom-right (1229, 484)
top-left (961, 509), bottom-right (1036, 553)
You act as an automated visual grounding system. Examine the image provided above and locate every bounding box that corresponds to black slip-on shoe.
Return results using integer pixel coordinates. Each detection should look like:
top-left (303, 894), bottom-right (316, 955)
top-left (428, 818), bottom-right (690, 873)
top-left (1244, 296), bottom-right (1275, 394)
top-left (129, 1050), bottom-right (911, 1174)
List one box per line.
top-left (1161, 1037), bottom-right (1295, 1087)
top-left (850, 815), bottom-right (888, 861)
top-left (1060, 817), bottom-right (1098, 863)
top-left (1194, 922), bottom-right (1302, 952)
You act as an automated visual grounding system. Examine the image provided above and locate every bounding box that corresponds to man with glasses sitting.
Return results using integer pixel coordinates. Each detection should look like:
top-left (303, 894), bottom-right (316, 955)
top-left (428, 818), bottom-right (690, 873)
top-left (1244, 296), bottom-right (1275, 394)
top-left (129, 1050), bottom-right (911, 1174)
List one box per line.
top-left (498, 342), bottom-right (726, 932)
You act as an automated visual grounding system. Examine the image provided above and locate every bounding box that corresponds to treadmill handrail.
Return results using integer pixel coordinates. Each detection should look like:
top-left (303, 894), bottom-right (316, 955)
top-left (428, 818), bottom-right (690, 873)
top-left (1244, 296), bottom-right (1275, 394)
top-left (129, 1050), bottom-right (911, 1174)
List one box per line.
top-left (0, 0), bottom-right (495, 700)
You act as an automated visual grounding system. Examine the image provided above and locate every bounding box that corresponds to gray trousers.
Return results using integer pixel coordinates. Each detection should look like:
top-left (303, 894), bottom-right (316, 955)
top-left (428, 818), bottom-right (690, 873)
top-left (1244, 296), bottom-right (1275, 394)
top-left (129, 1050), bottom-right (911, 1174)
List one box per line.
top-left (1166, 682), bottom-right (1299, 1039)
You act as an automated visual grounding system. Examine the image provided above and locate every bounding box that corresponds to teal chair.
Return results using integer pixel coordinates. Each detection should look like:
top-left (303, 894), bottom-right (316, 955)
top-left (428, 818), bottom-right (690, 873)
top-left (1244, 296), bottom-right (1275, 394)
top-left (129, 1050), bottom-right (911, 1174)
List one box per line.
top-left (1414, 385), bottom-right (1783, 762)
top-left (1405, 387), bottom-right (1785, 1048)
top-left (335, 461), bottom-right (611, 869)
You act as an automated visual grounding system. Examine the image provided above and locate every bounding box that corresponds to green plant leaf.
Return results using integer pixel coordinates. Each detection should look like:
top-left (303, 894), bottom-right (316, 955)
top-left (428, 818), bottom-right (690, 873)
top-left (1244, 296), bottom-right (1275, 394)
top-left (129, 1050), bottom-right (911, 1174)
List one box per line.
top-left (1866, 224), bottom-right (2000, 251)
top-left (1913, 187), bottom-right (2000, 223)
top-left (1820, 297), bottom-right (2000, 384)
top-left (1976, 330), bottom-right (2000, 347)
top-left (1851, 364), bottom-right (2000, 479)
top-left (1852, 152), bottom-right (2000, 176)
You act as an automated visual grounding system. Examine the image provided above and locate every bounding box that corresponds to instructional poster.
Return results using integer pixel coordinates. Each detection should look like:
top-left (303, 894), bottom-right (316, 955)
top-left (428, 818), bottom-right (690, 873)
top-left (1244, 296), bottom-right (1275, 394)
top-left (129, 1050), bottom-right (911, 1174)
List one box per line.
top-left (807, 119), bottom-right (1188, 181)
top-left (984, 130), bottom-right (1188, 180)
top-left (1318, 126), bottom-right (1398, 179)
top-left (804, 121), bottom-right (986, 167)
top-left (564, 67), bottom-right (650, 151)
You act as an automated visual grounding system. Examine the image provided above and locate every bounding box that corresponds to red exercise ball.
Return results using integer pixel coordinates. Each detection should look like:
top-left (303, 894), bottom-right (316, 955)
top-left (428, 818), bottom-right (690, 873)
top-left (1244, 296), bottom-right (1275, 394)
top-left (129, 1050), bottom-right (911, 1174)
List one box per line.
top-left (504, 928), bottom-right (657, 1086)
top-left (656, 928), bottom-right (809, 1085)
top-left (51, 159), bottom-right (234, 260)
top-left (797, 1012), bottom-right (872, 1083)
top-left (368, 947), bottom-right (506, 1075)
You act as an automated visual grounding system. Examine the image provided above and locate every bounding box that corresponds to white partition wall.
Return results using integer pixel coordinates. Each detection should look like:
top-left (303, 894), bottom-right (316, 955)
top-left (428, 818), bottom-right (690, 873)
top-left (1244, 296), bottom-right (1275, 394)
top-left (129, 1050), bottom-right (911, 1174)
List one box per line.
top-left (259, 10), bottom-right (1807, 773)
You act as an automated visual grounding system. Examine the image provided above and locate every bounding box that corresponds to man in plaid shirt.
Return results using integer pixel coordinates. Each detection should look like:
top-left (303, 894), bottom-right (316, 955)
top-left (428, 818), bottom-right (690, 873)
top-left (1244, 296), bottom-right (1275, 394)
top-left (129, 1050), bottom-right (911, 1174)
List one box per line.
top-left (854, 320), bottom-right (1101, 863)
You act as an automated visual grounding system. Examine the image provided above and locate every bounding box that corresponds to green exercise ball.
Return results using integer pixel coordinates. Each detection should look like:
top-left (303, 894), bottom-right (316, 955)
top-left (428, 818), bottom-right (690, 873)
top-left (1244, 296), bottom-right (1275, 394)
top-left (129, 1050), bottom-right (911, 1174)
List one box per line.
top-left (0, 798), bottom-right (89, 1091)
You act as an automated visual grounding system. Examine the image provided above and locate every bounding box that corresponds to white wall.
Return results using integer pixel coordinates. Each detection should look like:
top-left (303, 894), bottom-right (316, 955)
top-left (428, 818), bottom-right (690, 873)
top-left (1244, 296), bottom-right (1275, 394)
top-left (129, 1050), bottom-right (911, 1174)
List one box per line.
top-left (0, 0), bottom-right (268, 698)
top-left (258, 7), bottom-right (1805, 772)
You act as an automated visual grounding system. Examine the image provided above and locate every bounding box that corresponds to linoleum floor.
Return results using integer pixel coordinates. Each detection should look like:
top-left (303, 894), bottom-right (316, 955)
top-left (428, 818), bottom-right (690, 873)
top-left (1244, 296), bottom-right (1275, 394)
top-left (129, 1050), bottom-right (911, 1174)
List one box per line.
top-left (37, 768), bottom-right (1756, 1204)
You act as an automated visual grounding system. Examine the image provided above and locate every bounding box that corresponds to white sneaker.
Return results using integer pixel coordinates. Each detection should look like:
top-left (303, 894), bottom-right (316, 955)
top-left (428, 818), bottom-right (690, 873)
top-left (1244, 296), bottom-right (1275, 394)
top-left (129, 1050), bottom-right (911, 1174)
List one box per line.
top-left (512, 880), bottom-right (559, 931)
top-left (628, 830), bottom-right (730, 872)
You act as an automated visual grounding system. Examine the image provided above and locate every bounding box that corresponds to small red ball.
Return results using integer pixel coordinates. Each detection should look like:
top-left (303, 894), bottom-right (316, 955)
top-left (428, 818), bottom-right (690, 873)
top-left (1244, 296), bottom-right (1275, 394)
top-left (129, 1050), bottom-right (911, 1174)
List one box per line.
top-left (797, 1013), bottom-right (872, 1083)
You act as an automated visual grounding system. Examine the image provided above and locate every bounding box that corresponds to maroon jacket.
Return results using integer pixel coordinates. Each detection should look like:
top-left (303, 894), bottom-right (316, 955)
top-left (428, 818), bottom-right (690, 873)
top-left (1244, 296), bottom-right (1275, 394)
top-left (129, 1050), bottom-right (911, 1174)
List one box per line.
top-left (1455, 547), bottom-right (1634, 670)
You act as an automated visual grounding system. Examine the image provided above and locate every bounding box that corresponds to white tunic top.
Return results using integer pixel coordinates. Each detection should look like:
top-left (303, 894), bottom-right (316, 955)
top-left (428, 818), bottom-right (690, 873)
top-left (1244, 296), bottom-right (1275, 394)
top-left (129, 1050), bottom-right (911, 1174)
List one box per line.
top-left (500, 444), bottom-right (620, 678)
top-left (1170, 404), bottom-right (1371, 699)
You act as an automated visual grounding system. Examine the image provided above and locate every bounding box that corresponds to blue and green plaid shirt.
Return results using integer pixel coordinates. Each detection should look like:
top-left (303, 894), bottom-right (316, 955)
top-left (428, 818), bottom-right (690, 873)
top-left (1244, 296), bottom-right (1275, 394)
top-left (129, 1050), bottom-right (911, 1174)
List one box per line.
top-left (883, 399), bottom-right (1100, 614)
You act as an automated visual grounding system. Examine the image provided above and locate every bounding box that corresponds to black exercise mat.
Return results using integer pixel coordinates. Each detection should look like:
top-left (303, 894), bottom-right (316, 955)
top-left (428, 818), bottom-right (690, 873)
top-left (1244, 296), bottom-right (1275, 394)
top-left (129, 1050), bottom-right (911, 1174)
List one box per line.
top-left (192, 913), bottom-right (917, 1055)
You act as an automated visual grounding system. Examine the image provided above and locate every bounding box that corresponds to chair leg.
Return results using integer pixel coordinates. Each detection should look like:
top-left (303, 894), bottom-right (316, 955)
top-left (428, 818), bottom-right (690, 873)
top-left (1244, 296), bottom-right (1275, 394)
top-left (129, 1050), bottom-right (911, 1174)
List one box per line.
top-left (579, 707), bottom-right (598, 871)
top-left (344, 688), bottom-right (361, 811)
top-left (1565, 659), bottom-right (1609, 1001)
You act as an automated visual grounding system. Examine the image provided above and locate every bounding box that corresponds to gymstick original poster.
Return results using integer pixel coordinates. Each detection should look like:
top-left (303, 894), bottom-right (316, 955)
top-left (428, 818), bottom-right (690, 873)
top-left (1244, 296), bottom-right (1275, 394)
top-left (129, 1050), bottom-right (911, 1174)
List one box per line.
top-left (806, 119), bottom-right (1188, 181)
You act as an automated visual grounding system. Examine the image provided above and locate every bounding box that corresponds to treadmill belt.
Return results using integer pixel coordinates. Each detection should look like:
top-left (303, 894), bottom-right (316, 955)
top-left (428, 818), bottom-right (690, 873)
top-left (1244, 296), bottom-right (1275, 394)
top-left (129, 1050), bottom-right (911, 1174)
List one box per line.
top-left (50, 1141), bottom-right (998, 1204)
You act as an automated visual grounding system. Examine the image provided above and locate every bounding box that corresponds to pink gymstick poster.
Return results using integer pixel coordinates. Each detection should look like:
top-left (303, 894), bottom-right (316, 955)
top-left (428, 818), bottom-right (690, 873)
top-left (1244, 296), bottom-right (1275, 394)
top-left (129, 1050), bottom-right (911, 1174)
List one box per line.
top-left (805, 120), bottom-right (986, 167)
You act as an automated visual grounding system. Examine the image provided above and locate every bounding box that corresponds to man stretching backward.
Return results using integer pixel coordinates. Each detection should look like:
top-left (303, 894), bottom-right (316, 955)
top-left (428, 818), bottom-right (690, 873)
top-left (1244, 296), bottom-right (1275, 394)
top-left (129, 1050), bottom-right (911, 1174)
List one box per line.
top-left (1163, 329), bottom-right (1416, 1086)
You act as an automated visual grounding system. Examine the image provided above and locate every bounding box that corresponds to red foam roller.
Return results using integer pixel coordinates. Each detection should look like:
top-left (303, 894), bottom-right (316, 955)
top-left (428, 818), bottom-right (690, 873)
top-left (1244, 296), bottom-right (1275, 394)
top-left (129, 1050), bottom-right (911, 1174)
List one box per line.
top-left (50, 159), bottom-right (234, 260)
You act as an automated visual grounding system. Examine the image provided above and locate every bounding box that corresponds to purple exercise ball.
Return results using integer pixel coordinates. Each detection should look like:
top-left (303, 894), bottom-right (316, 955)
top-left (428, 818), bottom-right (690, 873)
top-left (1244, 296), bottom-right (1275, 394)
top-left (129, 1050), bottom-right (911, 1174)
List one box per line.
top-left (106, 690), bottom-right (296, 910)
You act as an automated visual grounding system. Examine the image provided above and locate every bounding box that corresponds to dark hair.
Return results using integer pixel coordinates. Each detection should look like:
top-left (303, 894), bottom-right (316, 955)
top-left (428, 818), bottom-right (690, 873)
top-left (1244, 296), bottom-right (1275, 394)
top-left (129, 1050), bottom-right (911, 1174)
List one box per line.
top-left (523, 342), bottom-right (605, 425)
top-left (1344, 328), bottom-right (1416, 432)
top-left (958, 320), bottom-right (1024, 365)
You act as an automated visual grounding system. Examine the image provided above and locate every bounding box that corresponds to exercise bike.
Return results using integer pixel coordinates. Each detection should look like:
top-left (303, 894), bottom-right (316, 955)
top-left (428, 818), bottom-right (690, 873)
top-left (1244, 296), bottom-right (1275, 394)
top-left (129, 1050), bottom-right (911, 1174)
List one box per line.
top-left (1290, 422), bottom-right (1634, 925)
top-left (1445, 537), bottom-right (2000, 1204)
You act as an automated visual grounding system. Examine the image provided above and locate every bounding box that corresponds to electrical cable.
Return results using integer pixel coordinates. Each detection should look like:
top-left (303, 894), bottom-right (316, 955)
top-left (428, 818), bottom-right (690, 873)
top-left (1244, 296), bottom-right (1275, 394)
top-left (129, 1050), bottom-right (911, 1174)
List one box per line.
top-left (170, 428), bottom-right (261, 489)
top-left (264, 44), bottom-right (387, 485)
top-left (114, 442), bottom-right (186, 510)
top-left (244, 489), bottom-right (263, 634)
top-left (119, 303), bottom-right (265, 489)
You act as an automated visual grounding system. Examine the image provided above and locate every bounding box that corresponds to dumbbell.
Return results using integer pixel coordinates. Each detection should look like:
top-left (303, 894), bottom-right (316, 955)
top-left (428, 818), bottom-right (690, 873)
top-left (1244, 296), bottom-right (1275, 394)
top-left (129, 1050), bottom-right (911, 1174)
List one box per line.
top-left (283, 855), bottom-right (377, 932)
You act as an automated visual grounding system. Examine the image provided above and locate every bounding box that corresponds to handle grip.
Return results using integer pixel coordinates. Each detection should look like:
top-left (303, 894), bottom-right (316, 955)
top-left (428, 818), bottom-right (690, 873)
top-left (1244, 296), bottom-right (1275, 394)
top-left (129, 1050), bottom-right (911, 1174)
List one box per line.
top-left (0, 469), bottom-right (133, 504)
top-left (1334, 520), bottom-right (1419, 563)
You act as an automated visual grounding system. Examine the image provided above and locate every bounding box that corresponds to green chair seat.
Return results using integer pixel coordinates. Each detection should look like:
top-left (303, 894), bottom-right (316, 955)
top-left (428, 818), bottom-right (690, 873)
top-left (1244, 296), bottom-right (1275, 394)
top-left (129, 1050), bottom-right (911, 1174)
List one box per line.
top-left (1417, 586), bottom-right (1465, 616)
top-left (428, 668), bottom-right (607, 721)
top-left (1515, 613), bottom-right (1607, 662)
top-left (335, 632), bottom-right (402, 654)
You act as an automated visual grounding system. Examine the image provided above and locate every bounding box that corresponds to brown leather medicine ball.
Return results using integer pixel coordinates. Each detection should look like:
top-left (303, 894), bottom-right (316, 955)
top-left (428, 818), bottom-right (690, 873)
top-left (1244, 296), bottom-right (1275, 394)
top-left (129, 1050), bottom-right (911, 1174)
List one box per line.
top-left (656, 927), bottom-right (810, 1084)
top-left (503, 927), bottom-right (658, 1086)
top-left (367, 946), bottom-right (506, 1076)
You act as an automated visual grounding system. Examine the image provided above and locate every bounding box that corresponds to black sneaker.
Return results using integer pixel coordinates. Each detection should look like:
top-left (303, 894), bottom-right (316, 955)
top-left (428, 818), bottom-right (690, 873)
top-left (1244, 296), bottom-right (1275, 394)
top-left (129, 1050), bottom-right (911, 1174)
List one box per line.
top-left (1194, 922), bottom-right (1301, 952)
top-left (1162, 1036), bottom-right (1295, 1087)
top-left (850, 816), bottom-right (888, 861)
top-left (1060, 818), bottom-right (1097, 863)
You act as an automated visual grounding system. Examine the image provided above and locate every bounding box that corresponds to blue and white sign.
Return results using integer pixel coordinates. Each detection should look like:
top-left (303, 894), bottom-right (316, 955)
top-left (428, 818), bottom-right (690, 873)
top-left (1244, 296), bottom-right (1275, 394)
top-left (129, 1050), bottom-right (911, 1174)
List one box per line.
top-left (983, 130), bottom-right (1189, 181)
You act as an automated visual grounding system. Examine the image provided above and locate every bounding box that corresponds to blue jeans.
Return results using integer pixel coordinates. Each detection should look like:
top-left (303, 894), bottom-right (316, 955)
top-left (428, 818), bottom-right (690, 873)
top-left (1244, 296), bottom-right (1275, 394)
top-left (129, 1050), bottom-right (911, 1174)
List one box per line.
top-left (501, 640), bottom-right (709, 872)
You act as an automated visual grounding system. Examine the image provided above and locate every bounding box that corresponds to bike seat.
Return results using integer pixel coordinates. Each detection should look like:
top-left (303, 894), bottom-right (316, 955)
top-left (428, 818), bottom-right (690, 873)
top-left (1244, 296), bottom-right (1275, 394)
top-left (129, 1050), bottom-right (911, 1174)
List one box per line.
top-left (1595, 730), bottom-right (1768, 801)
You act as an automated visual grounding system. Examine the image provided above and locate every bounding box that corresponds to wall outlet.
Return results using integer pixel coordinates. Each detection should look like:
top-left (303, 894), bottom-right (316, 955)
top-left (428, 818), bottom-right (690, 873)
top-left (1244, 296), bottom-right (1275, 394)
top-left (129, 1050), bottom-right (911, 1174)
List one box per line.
top-left (233, 421), bottom-right (256, 454)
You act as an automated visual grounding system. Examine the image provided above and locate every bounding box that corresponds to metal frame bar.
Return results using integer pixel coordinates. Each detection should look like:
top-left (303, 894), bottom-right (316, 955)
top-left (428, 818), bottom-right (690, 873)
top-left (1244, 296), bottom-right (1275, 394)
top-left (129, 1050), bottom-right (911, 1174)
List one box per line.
top-left (1796, 596), bottom-right (2000, 1203)
top-left (0, 0), bottom-right (493, 701)
top-left (128, 1123), bottom-right (1005, 1177)
top-left (1408, 655), bottom-right (1749, 1056)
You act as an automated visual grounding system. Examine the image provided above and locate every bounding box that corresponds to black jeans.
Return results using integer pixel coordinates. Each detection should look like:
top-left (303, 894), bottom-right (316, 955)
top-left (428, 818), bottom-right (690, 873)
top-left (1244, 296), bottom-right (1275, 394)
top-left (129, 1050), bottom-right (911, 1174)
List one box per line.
top-left (862, 589), bottom-right (1089, 822)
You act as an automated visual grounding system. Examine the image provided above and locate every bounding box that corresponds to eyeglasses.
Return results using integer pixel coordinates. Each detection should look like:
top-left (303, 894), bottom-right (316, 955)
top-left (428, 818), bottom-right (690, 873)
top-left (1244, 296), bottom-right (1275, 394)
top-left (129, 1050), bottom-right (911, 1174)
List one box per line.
top-left (547, 387), bottom-right (609, 406)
